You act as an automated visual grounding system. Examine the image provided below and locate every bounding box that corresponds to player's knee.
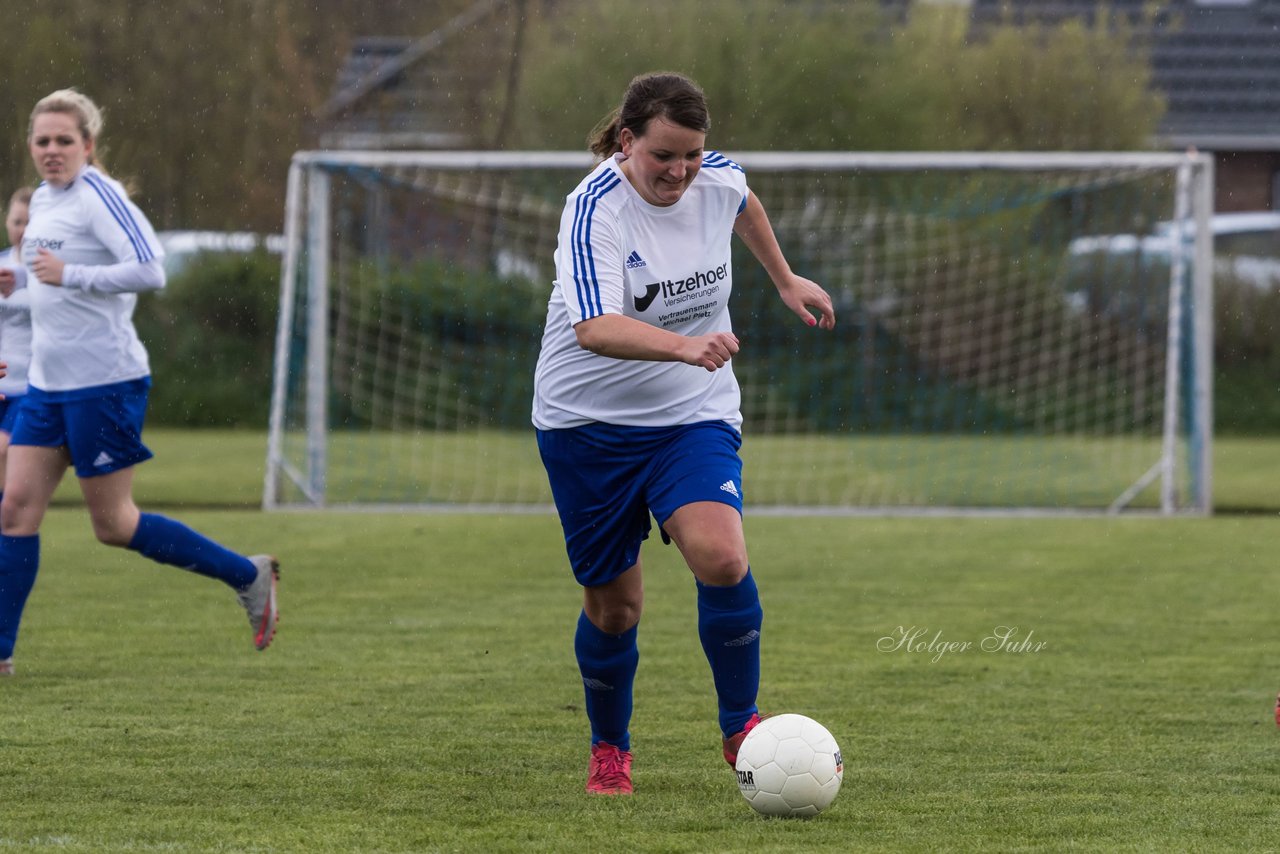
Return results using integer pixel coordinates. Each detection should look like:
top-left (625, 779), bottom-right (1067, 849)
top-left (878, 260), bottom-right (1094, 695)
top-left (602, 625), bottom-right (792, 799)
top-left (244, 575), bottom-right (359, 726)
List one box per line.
top-left (1, 494), bottom-right (42, 537)
top-left (586, 596), bottom-right (642, 635)
top-left (691, 545), bottom-right (749, 587)
top-left (598, 610), bottom-right (640, 635)
top-left (89, 517), bottom-right (134, 548)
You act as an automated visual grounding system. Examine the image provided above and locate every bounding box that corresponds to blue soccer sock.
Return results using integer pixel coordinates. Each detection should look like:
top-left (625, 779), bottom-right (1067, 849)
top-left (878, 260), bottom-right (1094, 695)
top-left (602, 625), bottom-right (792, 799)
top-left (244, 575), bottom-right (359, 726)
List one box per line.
top-left (575, 610), bottom-right (639, 752)
top-left (697, 569), bottom-right (763, 738)
top-left (0, 533), bottom-right (40, 659)
top-left (127, 512), bottom-right (257, 589)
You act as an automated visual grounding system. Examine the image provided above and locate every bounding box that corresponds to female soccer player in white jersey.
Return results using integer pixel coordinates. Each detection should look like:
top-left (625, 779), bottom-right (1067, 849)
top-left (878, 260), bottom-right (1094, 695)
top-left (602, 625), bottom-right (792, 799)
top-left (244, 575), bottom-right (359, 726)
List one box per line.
top-left (532, 72), bottom-right (836, 794)
top-left (0, 89), bottom-right (278, 677)
top-left (0, 186), bottom-right (33, 675)
top-left (0, 188), bottom-right (34, 478)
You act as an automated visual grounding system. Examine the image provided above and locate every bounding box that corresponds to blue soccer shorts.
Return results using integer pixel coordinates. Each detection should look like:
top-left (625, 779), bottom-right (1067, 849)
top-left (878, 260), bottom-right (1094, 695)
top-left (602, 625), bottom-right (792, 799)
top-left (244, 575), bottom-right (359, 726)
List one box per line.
top-left (536, 419), bottom-right (744, 588)
top-left (0, 395), bottom-right (26, 435)
top-left (11, 378), bottom-right (154, 478)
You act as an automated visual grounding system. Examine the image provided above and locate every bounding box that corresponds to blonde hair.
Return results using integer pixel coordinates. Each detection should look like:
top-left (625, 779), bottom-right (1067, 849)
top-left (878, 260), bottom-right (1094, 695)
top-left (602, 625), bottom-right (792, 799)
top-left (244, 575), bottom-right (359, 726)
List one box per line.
top-left (29, 88), bottom-right (105, 165)
top-left (8, 186), bottom-right (33, 210)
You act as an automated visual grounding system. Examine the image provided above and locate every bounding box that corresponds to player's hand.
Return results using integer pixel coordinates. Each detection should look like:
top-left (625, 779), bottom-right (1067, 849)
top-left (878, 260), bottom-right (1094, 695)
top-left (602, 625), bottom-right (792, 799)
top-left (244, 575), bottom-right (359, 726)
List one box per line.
top-left (681, 332), bottom-right (739, 372)
top-left (31, 248), bottom-right (65, 286)
top-left (777, 273), bottom-right (835, 330)
top-left (0, 268), bottom-right (15, 298)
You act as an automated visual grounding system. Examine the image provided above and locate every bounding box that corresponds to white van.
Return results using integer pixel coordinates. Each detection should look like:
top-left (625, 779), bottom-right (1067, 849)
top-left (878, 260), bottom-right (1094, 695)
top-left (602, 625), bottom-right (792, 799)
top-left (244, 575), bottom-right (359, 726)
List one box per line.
top-left (155, 231), bottom-right (285, 277)
top-left (1063, 211), bottom-right (1280, 323)
top-left (1066, 211), bottom-right (1280, 292)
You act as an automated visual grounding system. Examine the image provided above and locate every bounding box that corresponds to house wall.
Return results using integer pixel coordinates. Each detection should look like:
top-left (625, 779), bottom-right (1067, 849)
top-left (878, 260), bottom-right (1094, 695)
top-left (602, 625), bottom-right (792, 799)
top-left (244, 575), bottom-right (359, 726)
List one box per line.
top-left (1214, 151), bottom-right (1280, 213)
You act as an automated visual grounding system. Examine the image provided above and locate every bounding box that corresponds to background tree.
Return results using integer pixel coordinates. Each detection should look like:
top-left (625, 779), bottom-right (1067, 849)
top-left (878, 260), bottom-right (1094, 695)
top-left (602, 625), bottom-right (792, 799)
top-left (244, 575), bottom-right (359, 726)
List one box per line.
top-left (510, 1), bottom-right (1163, 153)
top-left (0, 1), bottom-right (1166, 231)
top-left (0, 0), bottom-right (475, 232)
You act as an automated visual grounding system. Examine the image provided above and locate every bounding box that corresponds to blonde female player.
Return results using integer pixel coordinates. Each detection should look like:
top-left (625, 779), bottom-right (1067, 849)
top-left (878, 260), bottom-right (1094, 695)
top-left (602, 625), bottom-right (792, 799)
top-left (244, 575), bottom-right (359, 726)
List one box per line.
top-left (0, 187), bottom-right (34, 484)
top-left (0, 186), bottom-right (32, 676)
top-left (532, 72), bottom-right (835, 794)
top-left (0, 89), bottom-right (278, 677)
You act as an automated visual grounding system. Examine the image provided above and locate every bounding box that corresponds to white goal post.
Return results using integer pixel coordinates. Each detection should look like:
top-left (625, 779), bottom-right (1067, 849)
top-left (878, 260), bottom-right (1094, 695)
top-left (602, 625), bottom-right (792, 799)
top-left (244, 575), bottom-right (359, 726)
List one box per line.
top-left (265, 150), bottom-right (1214, 515)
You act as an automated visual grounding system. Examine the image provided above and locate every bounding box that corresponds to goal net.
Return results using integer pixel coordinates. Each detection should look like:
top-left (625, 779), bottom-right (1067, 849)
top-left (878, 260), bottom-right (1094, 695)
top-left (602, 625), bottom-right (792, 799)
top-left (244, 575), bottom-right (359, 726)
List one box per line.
top-left (265, 151), bottom-right (1213, 514)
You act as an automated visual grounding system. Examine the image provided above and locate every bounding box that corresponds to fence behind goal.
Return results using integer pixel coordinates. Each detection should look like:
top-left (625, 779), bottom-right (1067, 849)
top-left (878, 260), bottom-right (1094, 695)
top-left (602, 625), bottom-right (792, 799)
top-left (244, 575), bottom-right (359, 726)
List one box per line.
top-left (265, 151), bottom-right (1213, 514)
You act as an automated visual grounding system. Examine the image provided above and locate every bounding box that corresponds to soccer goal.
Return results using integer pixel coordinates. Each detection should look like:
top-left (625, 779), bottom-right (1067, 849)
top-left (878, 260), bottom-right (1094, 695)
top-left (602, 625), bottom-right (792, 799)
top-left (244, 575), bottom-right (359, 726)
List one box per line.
top-left (265, 150), bottom-right (1214, 515)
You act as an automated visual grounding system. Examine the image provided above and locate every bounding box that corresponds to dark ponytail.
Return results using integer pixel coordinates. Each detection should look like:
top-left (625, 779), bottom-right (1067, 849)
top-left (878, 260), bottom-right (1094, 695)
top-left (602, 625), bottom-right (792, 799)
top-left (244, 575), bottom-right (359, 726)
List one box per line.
top-left (587, 72), bottom-right (710, 161)
top-left (588, 108), bottom-right (624, 160)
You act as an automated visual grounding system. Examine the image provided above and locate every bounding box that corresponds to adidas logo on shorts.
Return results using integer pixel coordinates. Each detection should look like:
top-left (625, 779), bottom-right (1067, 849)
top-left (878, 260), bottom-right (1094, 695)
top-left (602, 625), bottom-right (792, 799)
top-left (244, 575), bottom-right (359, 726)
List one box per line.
top-left (719, 480), bottom-right (739, 498)
top-left (93, 451), bottom-right (115, 468)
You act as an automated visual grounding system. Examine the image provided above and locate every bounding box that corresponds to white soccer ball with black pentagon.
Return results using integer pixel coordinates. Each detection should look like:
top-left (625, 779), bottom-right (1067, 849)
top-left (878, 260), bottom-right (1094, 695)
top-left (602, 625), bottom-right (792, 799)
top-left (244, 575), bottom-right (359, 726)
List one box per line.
top-left (734, 714), bottom-right (842, 817)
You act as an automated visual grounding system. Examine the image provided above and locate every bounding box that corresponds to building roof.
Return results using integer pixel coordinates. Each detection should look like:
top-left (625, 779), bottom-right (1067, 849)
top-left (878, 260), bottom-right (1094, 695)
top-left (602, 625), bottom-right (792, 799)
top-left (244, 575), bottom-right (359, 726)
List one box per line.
top-left (320, 0), bottom-right (1280, 153)
top-left (317, 0), bottom-right (517, 150)
top-left (971, 0), bottom-right (1280, 150)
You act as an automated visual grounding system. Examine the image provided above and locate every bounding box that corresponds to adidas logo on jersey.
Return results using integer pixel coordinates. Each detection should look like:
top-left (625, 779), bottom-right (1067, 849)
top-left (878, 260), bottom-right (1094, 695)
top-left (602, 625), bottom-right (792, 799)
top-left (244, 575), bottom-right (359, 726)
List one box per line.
top-left (93, 451), bottom-right (115, 468)
top-left (719, 480), bottom-right (740, 498)
top-left (625, 250), bottom-right (647, 269)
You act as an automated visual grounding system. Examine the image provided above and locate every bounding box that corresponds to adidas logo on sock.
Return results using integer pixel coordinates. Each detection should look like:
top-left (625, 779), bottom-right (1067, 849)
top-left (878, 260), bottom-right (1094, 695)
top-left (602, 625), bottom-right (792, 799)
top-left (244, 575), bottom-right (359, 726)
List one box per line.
top-left (625, 250), bottom-right (647, 269)
top-left (583, 677), bottom-right (614, 691)
top-left (719, 480), bottom-right (739, 498)
top-left (93, 451), bottom-right (115, 468)
top-left (724, 630), bottom-right (760, 648)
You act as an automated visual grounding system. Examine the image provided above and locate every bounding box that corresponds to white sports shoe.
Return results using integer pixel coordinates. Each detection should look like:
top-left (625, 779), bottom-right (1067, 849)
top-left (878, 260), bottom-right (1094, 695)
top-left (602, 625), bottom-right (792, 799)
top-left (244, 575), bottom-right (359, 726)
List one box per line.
top-left (237, 555), bottom-right (279, 651)
top-left (0, 657), bottom-right (12, 676)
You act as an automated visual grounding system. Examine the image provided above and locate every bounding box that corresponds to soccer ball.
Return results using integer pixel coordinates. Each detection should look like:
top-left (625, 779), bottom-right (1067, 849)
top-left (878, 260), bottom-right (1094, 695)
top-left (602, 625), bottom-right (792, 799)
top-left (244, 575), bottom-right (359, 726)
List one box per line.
top-left (734, 714), bottom-right (843, 817)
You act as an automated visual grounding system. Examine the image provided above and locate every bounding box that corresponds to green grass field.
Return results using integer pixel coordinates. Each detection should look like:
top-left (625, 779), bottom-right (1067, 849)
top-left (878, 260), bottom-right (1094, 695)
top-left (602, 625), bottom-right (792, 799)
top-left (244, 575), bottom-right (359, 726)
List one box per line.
top-left (261, 429), bottom-right (1270, 512)
top-left (5, 430), bottom-right (1280, 852)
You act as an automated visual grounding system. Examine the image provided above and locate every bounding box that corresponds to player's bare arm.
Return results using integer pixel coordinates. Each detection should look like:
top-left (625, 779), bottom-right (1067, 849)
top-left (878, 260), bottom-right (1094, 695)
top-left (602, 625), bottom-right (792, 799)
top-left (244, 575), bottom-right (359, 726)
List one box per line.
top-left (575, 313), bottom-right (739, 372)
top-left (733, 190), bottom-right (836, 330)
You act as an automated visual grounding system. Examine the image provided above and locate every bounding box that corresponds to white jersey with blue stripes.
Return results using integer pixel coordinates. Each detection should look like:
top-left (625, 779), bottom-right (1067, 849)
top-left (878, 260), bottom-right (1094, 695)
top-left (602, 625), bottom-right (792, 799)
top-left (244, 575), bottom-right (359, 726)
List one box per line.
top-left (533, 151), bottom-right (748, 431)
top-left (23, 165), bottom-right (164, 391)
top-left (0, 247), bottom-right (32, 396)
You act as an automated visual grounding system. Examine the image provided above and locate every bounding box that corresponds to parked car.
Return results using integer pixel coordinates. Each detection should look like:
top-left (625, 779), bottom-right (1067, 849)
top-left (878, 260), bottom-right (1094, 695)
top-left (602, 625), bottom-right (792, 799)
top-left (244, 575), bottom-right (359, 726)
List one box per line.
top-left (1063, 211), bottom-right (1280, 322)
top-left (156, 230), bottom-right (285, 277)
